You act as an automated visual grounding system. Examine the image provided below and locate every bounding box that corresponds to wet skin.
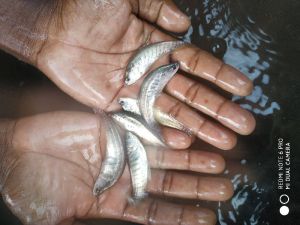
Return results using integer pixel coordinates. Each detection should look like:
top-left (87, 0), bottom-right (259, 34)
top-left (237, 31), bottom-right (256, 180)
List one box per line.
top-left (0, 111), bottom-right (233, 225)
top-left (0, 0), bottom-right (256, 150)
top-left (0, 0), bottom-right (257, 224)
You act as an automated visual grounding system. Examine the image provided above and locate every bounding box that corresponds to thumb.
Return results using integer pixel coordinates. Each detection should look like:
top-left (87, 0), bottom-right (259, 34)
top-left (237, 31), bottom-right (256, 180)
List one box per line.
top-left (133, 0), bottom-right (191, 32)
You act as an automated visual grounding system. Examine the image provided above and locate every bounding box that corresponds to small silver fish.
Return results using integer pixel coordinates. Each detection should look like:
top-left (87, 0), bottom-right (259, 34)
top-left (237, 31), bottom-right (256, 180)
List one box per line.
top-left (119, 97), bottom-right (191, 135)
top-left (119, 97), bottom-right (141, 115)
top-left (126, 132), bottom-right (150, 200)
top-left (111, 112), bottom-right (165, 147)
top-left (125, 41), bottom-right (186, 85)
top-left (93, 113), bottom-right (125, 196)
top-left (139, 63), bottom-right (179, 131)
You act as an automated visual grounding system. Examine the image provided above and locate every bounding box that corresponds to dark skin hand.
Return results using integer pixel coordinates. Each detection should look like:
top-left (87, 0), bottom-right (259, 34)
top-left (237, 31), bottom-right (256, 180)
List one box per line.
top-left (0, 1), bottom-right (256, 224)
top-left (0, 111), bottom-right (233, 225)
top-left (0, 0), bottom-right (256, 151)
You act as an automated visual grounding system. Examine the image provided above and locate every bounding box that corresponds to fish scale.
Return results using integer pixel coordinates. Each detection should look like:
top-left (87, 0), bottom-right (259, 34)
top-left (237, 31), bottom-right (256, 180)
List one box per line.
top-left (118, 97), bottom-right (192, 135)
top-left (139, 63), bottom-right (180, 132)
top-left (126, 132), bottom-right (150, 200)
top-left (111, 111), bottom-right (166, 147)
top-left (125, 41), bottom-right (186, 85)
top-left (93, 113), bottom-right (125, 196)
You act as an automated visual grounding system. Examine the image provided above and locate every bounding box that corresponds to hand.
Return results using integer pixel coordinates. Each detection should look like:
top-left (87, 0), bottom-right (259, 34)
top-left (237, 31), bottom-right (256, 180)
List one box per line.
top-left (0, 111), bottom-right (233, 225)
top-left (36, 0), bottom-right (255, 150)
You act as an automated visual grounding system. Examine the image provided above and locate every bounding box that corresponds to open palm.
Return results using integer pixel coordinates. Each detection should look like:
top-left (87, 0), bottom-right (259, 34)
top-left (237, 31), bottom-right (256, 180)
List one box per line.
top-left (1, 111), bottom-right (233, 225)
top-left (36, 0), bottom-right (255, 151)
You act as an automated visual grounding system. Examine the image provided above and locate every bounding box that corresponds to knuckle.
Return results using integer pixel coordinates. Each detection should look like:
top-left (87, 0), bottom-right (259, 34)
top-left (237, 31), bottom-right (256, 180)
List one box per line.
top-left (162, 171), bottom-right (173, 195)
top-left (147, 200), bottom-right (158, 224)
top-left (185, 83), bottom-right (200, 104)
top-left (167, 100), bottom-right (182, 119)
top-left (187, 50), bottom-right (201, 73)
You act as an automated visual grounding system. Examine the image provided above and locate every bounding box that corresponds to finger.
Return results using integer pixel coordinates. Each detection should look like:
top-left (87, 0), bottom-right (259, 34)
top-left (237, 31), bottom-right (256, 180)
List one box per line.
top-left (90, 196), bottom-right (216, 225)
top-left (145, 24), bottom-right (253, 96)
top-left (146, 147), bottom-right (225, 174)
top-left (165, 75), bottom-right (256, 135)
top-left (156, 94), bottom-right (237, 150)
top-left (171, 46), bottom-right (253, 96)
top-left (87, 170), bottom-right (217, 225)
top-left (132, 0), bottom-right (191, 33)
top-left (122, 199), bottom-right (217, 225)
top-left (161, 127), bottom-right (192, 149)
top-left (142, 24), bottom-right (253, 96)
top-left (147, 169), bottom-right (234, 201)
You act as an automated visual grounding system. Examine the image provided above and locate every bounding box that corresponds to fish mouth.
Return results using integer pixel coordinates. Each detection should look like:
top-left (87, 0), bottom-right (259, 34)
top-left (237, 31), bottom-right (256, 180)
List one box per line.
top-left (163, 62), bottom-right (180, 74)
top-left (171, 62), bottom-right (180, 71)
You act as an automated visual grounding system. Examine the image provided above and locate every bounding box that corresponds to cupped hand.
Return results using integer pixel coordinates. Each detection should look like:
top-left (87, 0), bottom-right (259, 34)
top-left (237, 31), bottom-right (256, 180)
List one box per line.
top-left (36, 0), bottom-right (255, 151)
top-left (1, 111), bottom-right (233, 225)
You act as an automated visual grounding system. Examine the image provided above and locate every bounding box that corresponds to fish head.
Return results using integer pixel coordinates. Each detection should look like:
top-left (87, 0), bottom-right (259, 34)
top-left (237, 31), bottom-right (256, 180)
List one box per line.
top-left (118, 97), bottom-right (139, 113)
top-left (93, 179), bottom-right (109, 196)
top-left (111, 112), bottom-right (123, 124)
top-left (125, 64), bottom-right (137, 85)
top-left (125, 74), bottom-right (132, 85)
top-left (156, 62), bottom-right (180, 81)
top-left (166, 62), bottom-right (180, 73)
top-left (118, 98), bottom-right (126, 107)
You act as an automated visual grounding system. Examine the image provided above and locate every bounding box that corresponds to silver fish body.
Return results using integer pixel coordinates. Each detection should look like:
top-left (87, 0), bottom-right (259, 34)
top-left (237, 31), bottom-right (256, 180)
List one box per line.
top-left (111, 111), bottom-right (165, 147)
top-left (126, 132), bottom-right (150, 200)
top-left (125, 41), bottom-right (186, 85)
top-left (119, 97), bottom-right (191, 134)
top-left (139, 63), bottom-right (179, 131)
top-left (93, 113), bottom-right (125, 196)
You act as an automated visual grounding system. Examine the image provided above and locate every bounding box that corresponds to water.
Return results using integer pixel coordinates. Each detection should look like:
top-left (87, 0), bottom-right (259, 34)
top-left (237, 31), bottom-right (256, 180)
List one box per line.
top-left (174, 0), bottom-right (300, 224)
top-left (1, 0), bottom-right (299, 224)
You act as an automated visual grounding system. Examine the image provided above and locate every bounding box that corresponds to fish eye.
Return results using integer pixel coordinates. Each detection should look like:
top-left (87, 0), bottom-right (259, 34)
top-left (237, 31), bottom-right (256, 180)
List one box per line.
top-left (172, 62), bottom-right (179, 69)
top-left (125, 77), bottom-right (131, 83)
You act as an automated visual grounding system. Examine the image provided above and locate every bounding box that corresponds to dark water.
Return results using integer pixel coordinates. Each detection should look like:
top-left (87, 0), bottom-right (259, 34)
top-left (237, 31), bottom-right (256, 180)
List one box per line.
top-left (173, 0), bottom-right (300, 224)
top-left (1, 0), bottom-right (300, 224)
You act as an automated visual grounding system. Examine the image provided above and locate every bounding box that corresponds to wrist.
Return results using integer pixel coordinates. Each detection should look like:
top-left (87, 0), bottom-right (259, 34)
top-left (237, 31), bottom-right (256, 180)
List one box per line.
top-left (0, 0), bottom-right (60, 65)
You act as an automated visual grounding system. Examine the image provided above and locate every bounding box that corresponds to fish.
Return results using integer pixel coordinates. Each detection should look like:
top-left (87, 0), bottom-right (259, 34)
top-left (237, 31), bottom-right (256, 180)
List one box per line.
top-left (93, 113), bottom-right (125, 196)
top-left (118, 97), bottom-right (141, 115)
top-left (153, 108), bottom-right (192, 135)
top-left (119, 97), bottom-right (192, 135)
top-left (125, 132), bottom-right (150, 201)
top-left (125, 41), bottom-right (186, 85)
top-left (111, 111), bottom-right (165, 147)
top-left (139, 63), bottom-right (179, 131)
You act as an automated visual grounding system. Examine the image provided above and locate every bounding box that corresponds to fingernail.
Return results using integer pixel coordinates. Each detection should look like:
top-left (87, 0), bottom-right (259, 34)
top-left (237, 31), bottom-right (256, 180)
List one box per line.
top-left (197, 177), bottom-right (234, 201)
top-left (216, 65), bottom-right (253, 96)
top-left (217, 101), bottom-right (256, 135)
top-left (190, 151), bottom-right (225, 174)
top-left (197, 122), bottom-right (237, 150)
top-left (166, 131), bottom-right (191, 149)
